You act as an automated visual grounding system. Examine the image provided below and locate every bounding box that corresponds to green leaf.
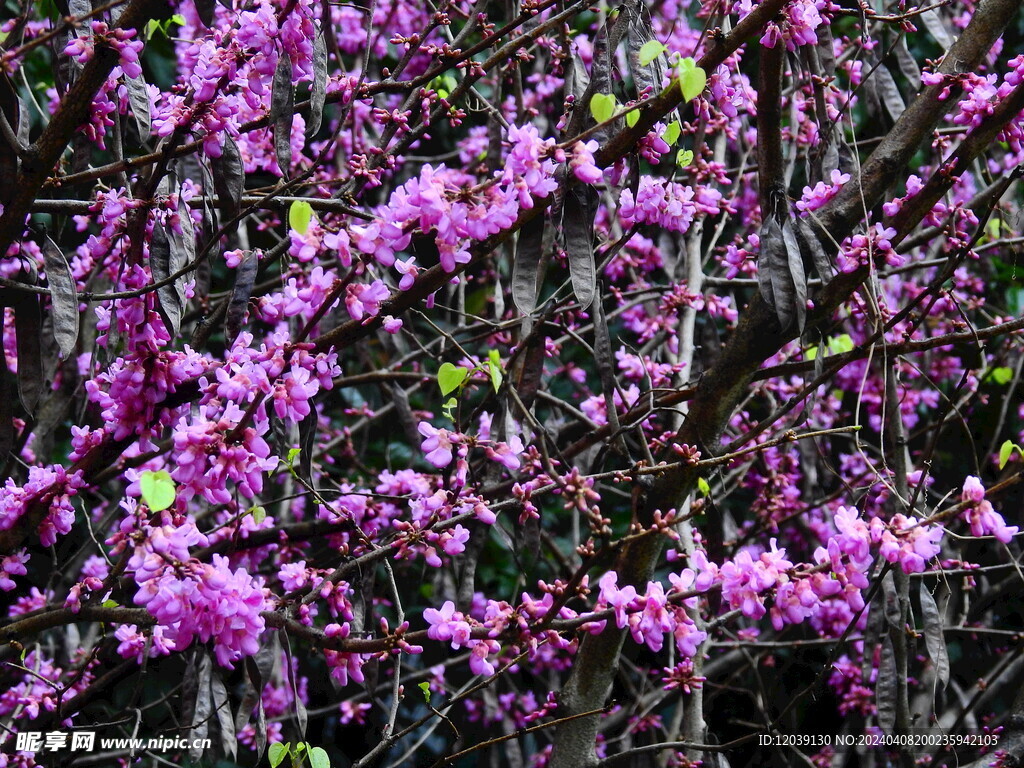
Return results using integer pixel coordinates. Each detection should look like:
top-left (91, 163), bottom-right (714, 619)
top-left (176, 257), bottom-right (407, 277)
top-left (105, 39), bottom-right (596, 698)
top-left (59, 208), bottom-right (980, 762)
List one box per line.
top-left (287, 447), bottom-right (301, 466)
top-left (625, 109), bottom-right (639, 127)
top-left (999, 440), bottom-right (1017, 470)
top-left (308, 746), bottom-right (330, 768)
top-left (250, 505), bottom-right (266, 524)
top-left (589, 93), bottom-right (617, 124)
top-left (101, 599), bottom-right (120, 608)
top-left (438, 363), bottom-right (470, 396)
top-left (418, 681), bottom-right (432, 703)
top-left (139, 470), bottom-right (176, 512)
top-left (268, 743), bottom-right (289, 768)
top-left (294, 743), bottom-right (307, 754)
top-left (986, 367), bottom-right (1014, 385)
top-left (697, 477), bottom-right (710, 496)
top-left (676, 58), bottom-right (707, 102)
top-left (638, 40), bottom-right (667, 66)
top-left (430, 74), bottom-right (457, 93)
top-left (487, 350), bottom-right (503, 393)
top-left (288, 200), bottom-right (314, 235)
top-left (440, 362), bottom-right (471, 397)
top-left (171, 13), bottom-right (186, 25)
top-left (441, 397), bottom-right (458, 420)
top-left (662, 121), bottom-right (681, 146)
top-left (808, 334), bottom-right (855, 360)
top-left (676, 149), bottom-right (693, 166)
top-left (830, 334), bottom-right (855, 354)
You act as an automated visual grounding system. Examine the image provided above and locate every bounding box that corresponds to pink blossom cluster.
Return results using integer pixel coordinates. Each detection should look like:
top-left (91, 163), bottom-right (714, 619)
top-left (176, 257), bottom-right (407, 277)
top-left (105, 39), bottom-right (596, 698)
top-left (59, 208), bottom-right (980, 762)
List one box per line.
top-left (424, 600), bottom-right (502, 676)
top-left (944, 60), bottom-right (1024, 153)
top-left (0, 651), bottom-right (77, 721)
top-left (829, 654), bottom-right (877, 716)
top-left (753, 0), bottom-right (828, 50)
top-left (421, 523), bottom-right (472, 566)
top-left (121, 511), bottom-right (210, 578)
top-left (258, 264), bottom-right (336, 325)
top-left (63, 22), bottom-right (144, 78)
top-left (352, 156), bottom-right (519, 275)
top-left (960, 476), bottom-right (1018, 543)
top-left (594, 571), bottom-right (707, 657)
top-left (0, 465), bottom-right (85, 548)
top-left (796, 170), bottom-right (851, 215)
top-left (659, 281), bottom-right (738, 324)
top-left (0, 549), bottom-right (29, 592)
top-left (835, 223), bottom-right (901, 273)
top-left (114, 624), bottom-right (175, 663)
top-left (615, 349), bottom-right (686, 388)
top-left (618, 177), bottom-right (723, 233)
top-left (2, 0), bottom-right (1022, 755)
top-left (570, 140), bottom-right (603, 183)
top-left (869, 514), bottom-right (944, 574)
top-left (716, 539), bottom-right (794, 619)
top-left (322, 623), bottom-right (371, 687)
top-left (579, 504), bottom-right (940, 656)
top-left (345, 279), bottom-right (391, 322)
top-left (501, 124), bottom-right (561, 210)
top-left (133, 554), bottom-right (269, 669)
top-left (741, 445), bottom-right (806, 532)
top-left (65, 555), bottom-right (112, 613)
top-left (392, 491), bottom-right (499, 568)
top-left (170, 402), bottom-right (278, 504)
top-left (418, 421), bottom-right (463, 468)
top-left (637, 125), bottom-right (673, 164)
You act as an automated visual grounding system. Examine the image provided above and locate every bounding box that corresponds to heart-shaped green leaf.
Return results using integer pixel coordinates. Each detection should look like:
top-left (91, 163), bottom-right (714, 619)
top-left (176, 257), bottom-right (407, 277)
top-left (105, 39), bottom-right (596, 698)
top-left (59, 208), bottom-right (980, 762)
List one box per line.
top-left (139, 470), bottom-right (176, 512)
top-left (438, 363), bottom-right (469, 396)
top-left (830, 334), bottom-right (855, 354)
top-left (638, 40), bottom-right (667, 67)
top-left (625, 109), bottom-right (639, 127)
top-left (308, 746), bottom-right (331, 768)
top-left (676, 149), bottom-right (693, 166)
top-left (288, 200), bottom-right (314, 235)
top-left (589, 93), bottom-right (617, 124)
top-left (987, 366), bottom-right (1013, 385)
top-left (676, 58), bottom-right (707, 102)
top-left (268, 743), bottom-right (289, 768)
top-left (663, 120), bottom-right (681, 146)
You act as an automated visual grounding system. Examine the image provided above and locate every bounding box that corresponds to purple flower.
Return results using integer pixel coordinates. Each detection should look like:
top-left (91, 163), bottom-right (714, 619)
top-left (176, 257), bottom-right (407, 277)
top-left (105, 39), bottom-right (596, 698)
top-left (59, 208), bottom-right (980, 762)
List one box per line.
top-left (961, 476), bottom-right (1018, 543)
top-left (394, 256), bottom-right (419, 291)
top-left (418, 421), bottom-right (458, 468)
top-left (598, 571), bottom-right (639, 629)
top-left (424, 600), bottom-right (473, 648)
top-left (0, 549), bottom-right (29, 592)
top-left (570, 140), bottom-right (603, 184)
top-left (870, 515), bottom-right (944, 574)
top-left (64, 23), bottom-right (144, 79)
top-left (345, 279), bottom-right (391, 321)
top-left (324, 623), bottom-right (369, 687)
